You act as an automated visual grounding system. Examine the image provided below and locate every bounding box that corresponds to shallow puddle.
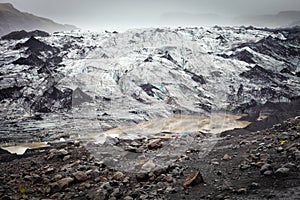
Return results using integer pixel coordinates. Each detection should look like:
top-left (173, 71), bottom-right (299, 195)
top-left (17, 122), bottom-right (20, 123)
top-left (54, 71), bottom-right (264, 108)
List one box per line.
top-left (0, 113), bottom-right (250, 156)
top-left (87, 113), bottom-right (251, 143)
top-left (1, 142), bottom-right (49, 155)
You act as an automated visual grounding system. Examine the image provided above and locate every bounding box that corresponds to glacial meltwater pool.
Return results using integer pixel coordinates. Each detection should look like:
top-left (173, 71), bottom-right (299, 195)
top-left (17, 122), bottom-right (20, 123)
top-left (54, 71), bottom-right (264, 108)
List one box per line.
top-left (86, 113), bottom-right (251, 143)
top-left (1, 113), bottom-right (250, 156)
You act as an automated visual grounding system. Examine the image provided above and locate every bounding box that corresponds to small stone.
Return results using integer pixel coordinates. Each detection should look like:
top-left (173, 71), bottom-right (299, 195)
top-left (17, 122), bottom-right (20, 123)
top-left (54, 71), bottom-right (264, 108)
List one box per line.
top-left (54, 174), bottom-right (63, 181)
top-left (255, 162), bottom-right (266, 167)
top-left (73, 171), bottom-right (88, 182)
top-left (45, 167), bottom-right (55, 174)
top-left (294, 151), bottom-right (300, 160)
top-left (24, 175), bottom-right (32, 181)
top-left (131, 141), bottom-right (140, 147)
top-left (249, 182), bottom-right (259, 189)
top-left (183, 171), bottom-right (204, 188)
top-left (141, 160), bottom-right (156, 170)
top-left (212, 161), bottom-right (220, 166)
top-left (56, 177), bottom-right (74, 191)
top-left (260, 164), bottom-right (272, 174)
top-left (112, 188), bottom-right (121, 198)
top-left (240, 163), bottom-right (251, 170)
top-left (74, 140), bottom-right (80, 146)
top-left (139, 194), bottom-right (149, 199)
top-left (113, 172), bottom-right (124, 181)
top-left (104, 136), bottom-right (119, 145)
top-left (123, 176), bottom-right (130, 183)
top-left (136, 173), bottom-right (148, 182)
top-left (237, 188), bottom-right (247, 194)
top-left (124, 196), bottom-right (134, 200)
top-left (259, 153), bottom-right (270, 162)
top-left (156, 181), bottom-right (165, 189)
top-left (164, 175), bottom-right (173, 183)
top-left (263, 170), bottom-right (273, 176)
top-left (147, 139), bottom-right (162, 149)
top-left (101, 182), bottom-right (112, 191)
top-left (249, 154), bottom-right (259, 160)
top-left (51, 192), bottom-right (63, 199)
top-left (85, 183), bottom-right (91, 189)
top-left (276, 147), bottom-right (284, 153)
top-left (165, 186), bottom-right (175, 193)
top-left (88, 189), bottom-right (107, 200)
top-left (10, 174), bottom-right (19, 178)
top-left (275, 167), bottom-right (290, 175)
top-left (240, 140), bottom-right (250, 145)
top-left (283, 162), bottom-right (296, 169)
top-left (222, 154), bottom-right (231, 161)
top-left (49, 149), bottom-right (58, 154)
top-left (286, 143), bottom-right (297, 151)
top-left (63, 155), bottom-right (71, 161)
top-left (58, 149), bottom-right (69, 155)
top-left (125, 146), bottom-right (139, 153)
top-left (215, 194), bottom-right (224, 199)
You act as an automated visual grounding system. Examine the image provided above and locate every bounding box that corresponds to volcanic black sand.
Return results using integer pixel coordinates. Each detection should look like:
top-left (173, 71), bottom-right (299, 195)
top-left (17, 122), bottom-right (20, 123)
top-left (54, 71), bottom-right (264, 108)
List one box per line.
top-left (0, 101), bottom-right (299, 200)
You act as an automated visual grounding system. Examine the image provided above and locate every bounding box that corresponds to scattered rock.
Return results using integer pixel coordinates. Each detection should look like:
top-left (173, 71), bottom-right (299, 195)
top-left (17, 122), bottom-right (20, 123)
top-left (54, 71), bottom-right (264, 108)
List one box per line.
top-left (249, 182), bottom-right (260, 189)
top-left (240, 162), bottom-right (251, 170)
top-left (45, 167), bottom-right (55, 174)
top-left (263, 170), bottom-right (273, 176)
top-left (54, 174), bottom-right (63, 181)
top-left (212, 161), bottom-right (220, 166)
top-left (275, 167), bottom-right (290, 175)
top-left (260, 164), bottom-right (272, 174)
top-left (259, 153), bottom-right (270, 162)
top-left (124, 196), bottom-right (134, 200)
top-left (183, 171), bottom-right (204, 188)
top-left (73, 171), bottom-right (88, 182)
top-left (165, 186), bottom-right (175, 193)
top-left (111, 188), bottom-right (121, 198)
top-left (58, 149), bottom-right (69, 156)
top-left (141, 160), bottom-right (156, 170)
top-left (113, 171), bottom-right (124, 181)
top-left (136, 173), bottom-right (149, 182)
top-left (63, 155), bottom-right (71, 161)
top-left (237, 188), bottom-right (247, 194)
top-left (222, 154), bottom-right (232, 161)
top-left (294, 150), bottom-right (300, 160)
top-left (147, 139), bottom-right (162, 149)
top-left (52, 177), bottom-right (74, 192)
top-left (100, 182), bottom-right (112, 191)
top-left (276, 147), bottom-right (284, 153)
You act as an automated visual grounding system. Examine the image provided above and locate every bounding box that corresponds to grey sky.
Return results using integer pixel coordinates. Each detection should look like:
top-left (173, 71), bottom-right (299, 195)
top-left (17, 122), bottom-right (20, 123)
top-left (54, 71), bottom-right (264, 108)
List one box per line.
top-left (1, 0), bottom-right (300, 30)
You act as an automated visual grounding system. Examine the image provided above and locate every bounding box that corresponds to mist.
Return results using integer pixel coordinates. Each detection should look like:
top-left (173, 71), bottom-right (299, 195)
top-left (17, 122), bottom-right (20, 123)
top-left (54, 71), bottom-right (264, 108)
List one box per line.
top-left (0, 0), bottom-right (300, 30)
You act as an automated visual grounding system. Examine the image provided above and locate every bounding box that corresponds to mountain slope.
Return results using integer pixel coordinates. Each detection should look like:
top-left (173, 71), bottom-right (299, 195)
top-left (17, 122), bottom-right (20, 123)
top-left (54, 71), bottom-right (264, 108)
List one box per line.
top-left (0, 3), bottom-right (77, 36)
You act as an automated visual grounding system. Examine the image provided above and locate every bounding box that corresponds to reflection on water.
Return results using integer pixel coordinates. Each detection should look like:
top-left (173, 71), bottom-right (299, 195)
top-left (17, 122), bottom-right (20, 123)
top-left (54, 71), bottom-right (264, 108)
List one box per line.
top-left (0, 113), bottom-right (250, 156)
top-left (1, 142), bottom-right (49, 155)
top-left (87, 113), bottom-right (251, 143)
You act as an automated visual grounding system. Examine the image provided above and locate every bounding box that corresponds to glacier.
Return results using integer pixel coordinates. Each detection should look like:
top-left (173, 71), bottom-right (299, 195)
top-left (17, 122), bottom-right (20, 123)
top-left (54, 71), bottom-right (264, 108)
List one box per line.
top-left (0, 26), bottom-right (299, 143)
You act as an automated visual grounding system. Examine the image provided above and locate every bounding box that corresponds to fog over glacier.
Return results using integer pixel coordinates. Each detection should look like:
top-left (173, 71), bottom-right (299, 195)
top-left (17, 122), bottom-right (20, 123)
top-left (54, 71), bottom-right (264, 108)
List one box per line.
top-left (0, 0), bottom-right (300, 30)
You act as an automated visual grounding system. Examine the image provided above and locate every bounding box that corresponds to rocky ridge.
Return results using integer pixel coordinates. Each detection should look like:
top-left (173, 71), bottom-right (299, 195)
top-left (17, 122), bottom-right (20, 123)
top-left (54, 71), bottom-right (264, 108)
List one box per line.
top-left (0, 3), bottom-right (76, 36)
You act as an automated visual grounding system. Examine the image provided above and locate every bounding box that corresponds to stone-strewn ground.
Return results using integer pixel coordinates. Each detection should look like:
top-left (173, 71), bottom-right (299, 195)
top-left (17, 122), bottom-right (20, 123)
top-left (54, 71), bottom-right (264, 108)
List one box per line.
top-left (0, 116), bottom-right (299, 200)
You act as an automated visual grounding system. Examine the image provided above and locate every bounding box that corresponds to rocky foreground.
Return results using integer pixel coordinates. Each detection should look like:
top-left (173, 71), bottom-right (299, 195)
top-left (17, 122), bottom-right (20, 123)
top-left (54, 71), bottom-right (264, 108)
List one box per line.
top-left (0, 115), bottom-right (299, 200)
